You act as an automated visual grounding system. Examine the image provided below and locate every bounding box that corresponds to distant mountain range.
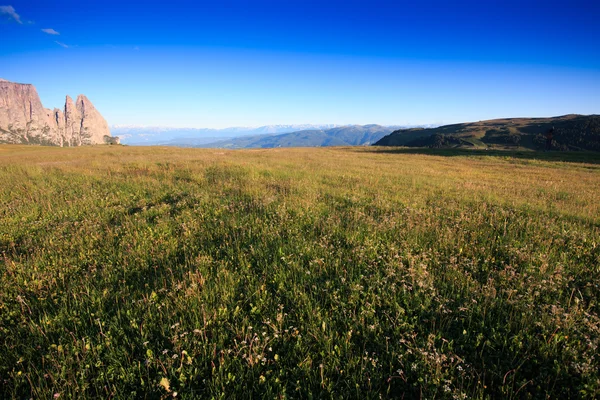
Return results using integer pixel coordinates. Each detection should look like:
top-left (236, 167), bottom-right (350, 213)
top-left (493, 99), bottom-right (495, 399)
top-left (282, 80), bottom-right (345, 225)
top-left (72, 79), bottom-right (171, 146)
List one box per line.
top-left (113, 124), bottom-right (340, 146)
top-left (375, 115), bottom-right (600, 152)
top-left (200, 124), bottom-right (400, 149)
top-left (113, 124), bottom-right (419, 149)
top-left (113, 115), bottom-right (600, 152)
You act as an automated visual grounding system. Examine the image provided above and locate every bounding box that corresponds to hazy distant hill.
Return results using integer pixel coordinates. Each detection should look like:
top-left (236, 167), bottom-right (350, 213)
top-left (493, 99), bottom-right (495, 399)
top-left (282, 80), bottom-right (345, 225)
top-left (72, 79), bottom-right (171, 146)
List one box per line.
top-left (202, 124), bottom-right (397, 149)
top-left (113, 124), bottom-right (339, 146)
top-left (375, 115), bottom-right (600, 151)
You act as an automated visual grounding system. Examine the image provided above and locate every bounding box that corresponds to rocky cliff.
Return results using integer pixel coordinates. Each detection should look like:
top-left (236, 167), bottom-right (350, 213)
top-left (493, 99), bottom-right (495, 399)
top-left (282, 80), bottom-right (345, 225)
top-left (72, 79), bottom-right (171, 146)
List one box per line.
top-left (0, 79), bottom-right (118, 146)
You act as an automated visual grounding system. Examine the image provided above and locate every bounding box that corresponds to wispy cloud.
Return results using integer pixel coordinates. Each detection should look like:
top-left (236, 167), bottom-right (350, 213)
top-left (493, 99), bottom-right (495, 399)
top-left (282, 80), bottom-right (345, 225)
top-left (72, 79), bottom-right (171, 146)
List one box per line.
top-left (0, 5), bottom-right (22, 24)
top-left (55, 41), bottom-right (69, 48)
top-left (42, 28), bottom-right (60, 35)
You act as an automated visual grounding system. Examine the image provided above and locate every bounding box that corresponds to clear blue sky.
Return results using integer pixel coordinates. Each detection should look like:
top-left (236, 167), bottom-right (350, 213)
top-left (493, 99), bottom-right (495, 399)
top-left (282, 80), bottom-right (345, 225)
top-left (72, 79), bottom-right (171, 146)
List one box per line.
top-left (1, 0), bottom-right (599, 128)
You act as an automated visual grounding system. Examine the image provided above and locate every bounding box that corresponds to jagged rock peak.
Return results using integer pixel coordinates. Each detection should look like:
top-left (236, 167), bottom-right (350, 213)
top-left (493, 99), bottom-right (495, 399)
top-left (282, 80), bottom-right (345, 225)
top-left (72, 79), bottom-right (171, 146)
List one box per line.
top-left (0, 79), bottom-right (118, 146)
top-left (75, 94), bottom-right (112, 145)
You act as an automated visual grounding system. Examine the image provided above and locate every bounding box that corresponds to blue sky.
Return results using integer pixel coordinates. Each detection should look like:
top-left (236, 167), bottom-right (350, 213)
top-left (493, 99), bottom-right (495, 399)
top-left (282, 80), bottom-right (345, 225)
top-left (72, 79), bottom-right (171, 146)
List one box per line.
top-left (1, 0), bottom-right (599, 128)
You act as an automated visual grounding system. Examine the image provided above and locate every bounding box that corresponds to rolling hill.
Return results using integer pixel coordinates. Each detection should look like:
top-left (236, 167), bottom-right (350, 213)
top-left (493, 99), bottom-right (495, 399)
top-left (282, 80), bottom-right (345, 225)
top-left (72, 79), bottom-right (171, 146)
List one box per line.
top-left (374, 114), bottom-right (600, 151)
top-left (202, 124), bottom-right (397, 148)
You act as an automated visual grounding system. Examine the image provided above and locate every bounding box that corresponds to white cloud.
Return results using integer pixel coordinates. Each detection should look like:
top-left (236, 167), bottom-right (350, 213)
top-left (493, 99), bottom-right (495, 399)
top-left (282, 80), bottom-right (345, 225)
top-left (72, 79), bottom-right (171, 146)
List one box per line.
top-left (0, 5), bottom-right (22, 24)
top-left (42, 28), bottom-right (60, 35)
top-left (55, 41), bottom-right (69, 48)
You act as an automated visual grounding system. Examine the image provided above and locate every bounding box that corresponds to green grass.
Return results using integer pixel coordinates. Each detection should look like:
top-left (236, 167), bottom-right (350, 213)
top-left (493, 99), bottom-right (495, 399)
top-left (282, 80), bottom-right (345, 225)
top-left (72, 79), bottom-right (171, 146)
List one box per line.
top-left (1, 145), bottom-right (599, 399)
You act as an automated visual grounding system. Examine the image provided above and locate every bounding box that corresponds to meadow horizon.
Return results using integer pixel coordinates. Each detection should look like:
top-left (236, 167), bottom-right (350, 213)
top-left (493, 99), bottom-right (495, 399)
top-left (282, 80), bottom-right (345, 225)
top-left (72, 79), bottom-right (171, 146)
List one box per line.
top-left (2, 1), bottom-right (600, 398)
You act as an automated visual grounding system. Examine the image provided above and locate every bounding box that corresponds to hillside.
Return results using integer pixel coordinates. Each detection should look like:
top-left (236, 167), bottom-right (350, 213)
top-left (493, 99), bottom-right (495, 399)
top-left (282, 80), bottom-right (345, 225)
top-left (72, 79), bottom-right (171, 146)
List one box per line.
top-left (1, 145), bottom-right (599, 399)
top-left (202, 124), bottom-right (395, 148)
top-left (375, 114), bottom-right (600, 151)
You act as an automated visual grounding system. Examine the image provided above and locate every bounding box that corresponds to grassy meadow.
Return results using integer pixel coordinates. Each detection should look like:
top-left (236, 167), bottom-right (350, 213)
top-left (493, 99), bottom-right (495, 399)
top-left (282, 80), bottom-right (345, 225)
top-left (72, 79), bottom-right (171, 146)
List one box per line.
top-left (1, 145), bottom-right (599, 399)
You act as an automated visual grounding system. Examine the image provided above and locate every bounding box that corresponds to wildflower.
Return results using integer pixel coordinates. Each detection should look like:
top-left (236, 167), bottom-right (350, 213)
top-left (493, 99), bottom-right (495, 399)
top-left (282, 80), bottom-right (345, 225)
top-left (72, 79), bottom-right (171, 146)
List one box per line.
top-left (159, 377), bottom-right (171, 392)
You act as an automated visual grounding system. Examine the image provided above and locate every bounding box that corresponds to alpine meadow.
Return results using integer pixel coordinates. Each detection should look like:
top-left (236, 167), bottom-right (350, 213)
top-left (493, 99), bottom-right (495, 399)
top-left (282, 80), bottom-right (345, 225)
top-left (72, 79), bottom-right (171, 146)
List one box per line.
top-left (1, 145), bottom-right (599, 399)
top-left (2, 1), bottom-right (600, 398)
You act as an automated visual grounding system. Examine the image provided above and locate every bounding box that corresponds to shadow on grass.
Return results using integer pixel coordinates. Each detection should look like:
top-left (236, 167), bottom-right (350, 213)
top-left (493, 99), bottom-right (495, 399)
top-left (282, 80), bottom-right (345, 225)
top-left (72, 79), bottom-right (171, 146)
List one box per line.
top-left (366, 146), bottom-right (600, 165)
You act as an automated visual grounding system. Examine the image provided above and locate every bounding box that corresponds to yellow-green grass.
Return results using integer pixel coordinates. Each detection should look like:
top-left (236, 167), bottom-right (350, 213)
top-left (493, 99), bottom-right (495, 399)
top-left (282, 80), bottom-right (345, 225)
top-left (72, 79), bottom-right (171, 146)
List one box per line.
top-left (1, 145), bottom-right (599, 399)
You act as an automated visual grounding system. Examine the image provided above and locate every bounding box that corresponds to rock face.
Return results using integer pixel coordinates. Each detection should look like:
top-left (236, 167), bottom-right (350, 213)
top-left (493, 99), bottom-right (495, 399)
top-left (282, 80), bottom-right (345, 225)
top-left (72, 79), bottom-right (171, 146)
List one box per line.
top-left (0, 79), bottom-right (118, 146)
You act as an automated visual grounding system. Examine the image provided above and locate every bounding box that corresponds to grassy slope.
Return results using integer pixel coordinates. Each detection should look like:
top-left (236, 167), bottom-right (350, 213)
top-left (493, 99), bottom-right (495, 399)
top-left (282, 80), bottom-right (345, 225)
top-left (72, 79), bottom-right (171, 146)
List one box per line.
top-left (1, 145), bottom-right (599, 399)
top-left (375, 114), bottom-right (600, 151)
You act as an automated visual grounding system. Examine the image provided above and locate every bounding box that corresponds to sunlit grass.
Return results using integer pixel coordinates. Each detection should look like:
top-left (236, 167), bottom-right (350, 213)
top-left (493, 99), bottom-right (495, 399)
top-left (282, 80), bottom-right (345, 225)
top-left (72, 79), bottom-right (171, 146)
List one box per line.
top-left (1, 145), bottom-right (599, 399)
